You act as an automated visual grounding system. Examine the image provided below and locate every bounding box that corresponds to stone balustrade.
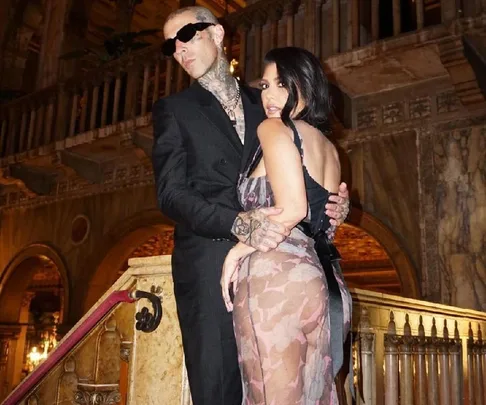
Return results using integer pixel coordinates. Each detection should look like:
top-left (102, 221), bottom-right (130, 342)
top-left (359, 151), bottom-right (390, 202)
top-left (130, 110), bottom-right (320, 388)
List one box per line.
top-left (2, 255), bottom-right (486, 404)
top-left (2, 0), bottom-right (482, 164)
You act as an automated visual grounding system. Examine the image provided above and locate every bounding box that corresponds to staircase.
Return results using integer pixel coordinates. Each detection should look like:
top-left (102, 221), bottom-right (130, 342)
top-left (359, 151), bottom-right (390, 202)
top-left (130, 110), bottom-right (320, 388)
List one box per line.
top-left (2, 255), bottom-right (486, 404)
top-left (438, 33), bottom-right (486, 110)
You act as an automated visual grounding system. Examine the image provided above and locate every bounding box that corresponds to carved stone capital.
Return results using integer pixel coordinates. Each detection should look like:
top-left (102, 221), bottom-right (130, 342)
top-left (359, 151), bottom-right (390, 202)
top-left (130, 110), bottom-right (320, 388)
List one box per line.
top-left (283, 0), bottom-right (299, 15)
top-left (252, 10), bottom-right (267, 27)
top-left (267, 5), bottom-right (283, 22)
top-left (74, 383), bottom-right (121, 405)
top-left (120, 341), bottom-right (132, 363)
top-left (360, 332), bottom-right (375, 353)
top-left (237, 20), bottom-right (252, 33)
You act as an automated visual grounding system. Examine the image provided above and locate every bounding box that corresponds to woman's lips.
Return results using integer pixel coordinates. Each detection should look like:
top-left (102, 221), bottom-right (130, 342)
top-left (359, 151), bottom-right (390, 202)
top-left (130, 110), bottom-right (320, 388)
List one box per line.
top-left (266, 105), bottom-right (281, 115)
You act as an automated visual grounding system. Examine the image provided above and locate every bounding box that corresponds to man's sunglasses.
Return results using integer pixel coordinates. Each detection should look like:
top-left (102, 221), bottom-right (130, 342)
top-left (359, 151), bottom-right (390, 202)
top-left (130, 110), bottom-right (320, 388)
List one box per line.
top-left (162, 22), bottom-right (215, 56)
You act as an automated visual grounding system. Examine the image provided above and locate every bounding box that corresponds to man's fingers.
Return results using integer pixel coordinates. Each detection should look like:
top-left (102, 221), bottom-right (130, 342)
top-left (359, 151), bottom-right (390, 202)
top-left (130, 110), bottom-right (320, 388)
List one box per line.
top-left (338, 182), bottom-right (349, 198)
top-left (259, 207), bottom-right (283, 216)
top-left (267, 220), bottom-right (290, 236)
top-left (326, 209), bottom-right (342, 220)
top-left (327, 195), bottom-right (343, 205)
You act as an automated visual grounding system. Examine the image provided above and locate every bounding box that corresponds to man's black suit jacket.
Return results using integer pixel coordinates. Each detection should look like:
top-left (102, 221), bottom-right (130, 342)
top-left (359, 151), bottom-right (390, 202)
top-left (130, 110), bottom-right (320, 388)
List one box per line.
top-left (152, 81), bottom-right (265, 283)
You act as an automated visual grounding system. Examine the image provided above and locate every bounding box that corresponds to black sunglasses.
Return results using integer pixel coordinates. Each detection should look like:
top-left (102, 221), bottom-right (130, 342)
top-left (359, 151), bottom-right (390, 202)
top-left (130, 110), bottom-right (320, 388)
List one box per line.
top-left (162, 22), bottom-right (215, 56)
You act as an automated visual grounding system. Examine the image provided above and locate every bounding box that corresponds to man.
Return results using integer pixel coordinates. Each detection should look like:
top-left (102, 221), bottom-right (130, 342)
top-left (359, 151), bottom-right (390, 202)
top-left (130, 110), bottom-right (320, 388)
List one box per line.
top-left (152, 7), bottom-right (350, 405)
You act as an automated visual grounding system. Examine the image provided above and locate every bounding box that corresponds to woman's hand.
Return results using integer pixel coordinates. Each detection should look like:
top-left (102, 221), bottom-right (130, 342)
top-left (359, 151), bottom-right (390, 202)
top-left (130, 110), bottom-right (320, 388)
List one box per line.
top-left (221, 251), bottom-right (241, 312)
top-left (221, 243), bottom-right (255, 312)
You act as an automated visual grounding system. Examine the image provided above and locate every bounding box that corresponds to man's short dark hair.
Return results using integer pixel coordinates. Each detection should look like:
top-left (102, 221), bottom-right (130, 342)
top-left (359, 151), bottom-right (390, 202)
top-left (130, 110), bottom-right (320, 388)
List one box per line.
top-left (263, 47), bottom-right (332, 131)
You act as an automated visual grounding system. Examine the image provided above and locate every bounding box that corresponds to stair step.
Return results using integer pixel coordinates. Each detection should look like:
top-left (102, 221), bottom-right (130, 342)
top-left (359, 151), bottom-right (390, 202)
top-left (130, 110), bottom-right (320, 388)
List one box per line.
top-left (438, 38), bottom-right (463, 52)
top-left (440, 46), bottom-right (464, 58)
top-left (442, 58), bottom-right (467, 68)
top-left (461, 93), bottom-right (485, 105)
top-left (456, 87), bottom-right (483, 99)
top-left (455, 80), bottom-right (481, 92)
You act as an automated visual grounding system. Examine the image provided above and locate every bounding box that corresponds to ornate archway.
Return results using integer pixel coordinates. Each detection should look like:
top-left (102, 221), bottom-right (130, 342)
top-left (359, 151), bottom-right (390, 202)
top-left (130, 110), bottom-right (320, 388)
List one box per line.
top-left (83, 209), bottom-right (174, 312)
top-left (342, 207), bottom-right (420, 299)
top-left (0, 243), bottom-right (70, 323)
top-left (0, 243), bottom-right (69, 396)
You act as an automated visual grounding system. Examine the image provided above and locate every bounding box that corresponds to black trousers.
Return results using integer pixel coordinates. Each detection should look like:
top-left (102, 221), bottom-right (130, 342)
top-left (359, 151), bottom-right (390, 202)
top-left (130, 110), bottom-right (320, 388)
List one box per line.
top-left (174, 275), bottom-right (242, 405)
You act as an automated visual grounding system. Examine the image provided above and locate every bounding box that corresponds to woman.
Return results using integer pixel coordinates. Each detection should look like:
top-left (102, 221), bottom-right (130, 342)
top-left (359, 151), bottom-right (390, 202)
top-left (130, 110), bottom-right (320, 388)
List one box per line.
top-left (220, 47), bottom-right (352, 405)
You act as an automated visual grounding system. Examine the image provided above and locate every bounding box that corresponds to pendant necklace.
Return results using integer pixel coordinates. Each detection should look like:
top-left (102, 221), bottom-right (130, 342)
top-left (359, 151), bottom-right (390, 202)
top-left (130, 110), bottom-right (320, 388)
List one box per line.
top-left (222, 83), bottom-right (241, 127)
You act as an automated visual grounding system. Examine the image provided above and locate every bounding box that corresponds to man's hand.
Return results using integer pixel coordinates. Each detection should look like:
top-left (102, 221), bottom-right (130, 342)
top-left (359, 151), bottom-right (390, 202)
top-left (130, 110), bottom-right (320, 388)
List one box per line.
top-left (325, 182), bottom-right (350, 227)
top-left (231, 207), bottom-right (290, 252)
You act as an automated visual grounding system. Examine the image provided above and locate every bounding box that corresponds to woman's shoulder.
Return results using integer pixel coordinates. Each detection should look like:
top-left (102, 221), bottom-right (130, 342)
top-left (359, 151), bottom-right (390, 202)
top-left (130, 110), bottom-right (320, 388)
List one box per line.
top-left (293, 120), bottom-right (338, 154)
top-left (257, 118), bottom-right (292, 139)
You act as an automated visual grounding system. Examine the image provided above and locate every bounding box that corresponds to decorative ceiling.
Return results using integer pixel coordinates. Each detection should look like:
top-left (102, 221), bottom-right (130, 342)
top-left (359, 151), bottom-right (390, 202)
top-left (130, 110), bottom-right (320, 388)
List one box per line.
top-left (28, 255), bottom-right (62, 289)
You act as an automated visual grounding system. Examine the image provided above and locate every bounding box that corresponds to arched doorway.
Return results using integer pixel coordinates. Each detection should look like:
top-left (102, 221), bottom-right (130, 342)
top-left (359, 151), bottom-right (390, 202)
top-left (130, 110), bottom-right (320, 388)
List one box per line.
top-left (83, 210), bottom-right (174, 312)
top-left (335, 223), bottom-right (401, 294)
top-left (0, 244), bottom-right (69, 400)
top-left (336, 208), bottom-right (420, 299)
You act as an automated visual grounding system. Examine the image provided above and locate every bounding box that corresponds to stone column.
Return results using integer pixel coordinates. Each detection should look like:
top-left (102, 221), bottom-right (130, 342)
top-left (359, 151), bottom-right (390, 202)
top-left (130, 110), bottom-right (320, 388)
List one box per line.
top-left (304, 0), bottom-right (323, 57)
top-left (0, 0), bottom-right (15, 68)
top-left (11, 292), bottom-right (36, 388)
top-left (0, 339), bottom-right (10, 401)
top-left (440, 0), bottom-right (456, 22)
top-left (0, 325), bottom-right (20, 403)
top-left (237, 23), bottom-right (250, 82)
top-left (36, 0), bottom-right (69, 89)
top-left (252, 12), bottom-right (266, 81)
top-left (125, 256), bottom-right (186, 405)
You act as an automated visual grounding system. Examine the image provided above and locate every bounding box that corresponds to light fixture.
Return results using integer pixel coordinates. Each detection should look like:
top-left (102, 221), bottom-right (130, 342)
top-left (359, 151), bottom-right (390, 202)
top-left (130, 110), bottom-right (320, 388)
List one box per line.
top-left (26, 327), bottom-right (58, 372)
top-left (229, 59), bottom-right (239, 75)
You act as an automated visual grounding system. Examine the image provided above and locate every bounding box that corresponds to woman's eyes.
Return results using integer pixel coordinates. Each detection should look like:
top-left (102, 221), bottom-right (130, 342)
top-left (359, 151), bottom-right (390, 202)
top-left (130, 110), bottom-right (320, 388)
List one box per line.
top-left (260, 82), bottom-right (285, 89)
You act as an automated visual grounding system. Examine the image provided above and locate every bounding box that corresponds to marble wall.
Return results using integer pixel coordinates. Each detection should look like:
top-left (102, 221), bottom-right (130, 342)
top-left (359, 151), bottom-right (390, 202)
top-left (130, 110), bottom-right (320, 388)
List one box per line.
top-left (347, 130), bottom-right (422, 281)
top-left (345, 121), bottom-right (486, 311)
top-left (0, 185), bottom-right (166, 324)
top-left (431, 125), bottom-right (486, 310)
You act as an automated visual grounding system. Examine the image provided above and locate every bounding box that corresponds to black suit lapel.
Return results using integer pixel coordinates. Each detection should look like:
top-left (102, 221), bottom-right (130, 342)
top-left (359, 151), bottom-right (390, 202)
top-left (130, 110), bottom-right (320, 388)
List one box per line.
top-left (240, 85), bottom-right (265, 174)
top-left (189, 82), bottom-right (243, 157)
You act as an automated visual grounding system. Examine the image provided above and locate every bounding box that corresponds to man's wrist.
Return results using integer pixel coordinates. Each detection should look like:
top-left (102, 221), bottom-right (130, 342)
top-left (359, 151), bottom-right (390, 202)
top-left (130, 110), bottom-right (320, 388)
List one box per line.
top-left (231, 212), bottom-right (250, 241)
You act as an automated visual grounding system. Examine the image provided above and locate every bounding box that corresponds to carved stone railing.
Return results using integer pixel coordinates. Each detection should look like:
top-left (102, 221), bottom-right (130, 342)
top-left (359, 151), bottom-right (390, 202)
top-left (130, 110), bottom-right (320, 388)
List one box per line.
top-left (351, 289), bottom-right (486, 405)
top-left (224, 0), bottom-right (474, 81)
top-left (0, 257), bottom-right (171, 405)
top-left (1, 1), bottom-right (485, 163)
top-left (2, 255), bottom-right (486, 404)
top-left (0, 44), bottom-right (178, 161)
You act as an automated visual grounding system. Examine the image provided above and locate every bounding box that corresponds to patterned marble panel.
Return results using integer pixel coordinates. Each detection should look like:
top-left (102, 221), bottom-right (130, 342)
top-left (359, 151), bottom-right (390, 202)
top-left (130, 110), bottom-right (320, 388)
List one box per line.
top-left (360, 131), bottom-right (421, 271)
top-left (434, 126), bottom-right (486, 310)
top-left (127, 257), bottom-right (184, 405)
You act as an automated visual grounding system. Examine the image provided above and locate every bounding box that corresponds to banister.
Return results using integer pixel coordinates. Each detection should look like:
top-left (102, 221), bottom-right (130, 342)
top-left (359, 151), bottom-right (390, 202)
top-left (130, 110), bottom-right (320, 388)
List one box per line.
top-left (2, 289), bottom-right (161, 405)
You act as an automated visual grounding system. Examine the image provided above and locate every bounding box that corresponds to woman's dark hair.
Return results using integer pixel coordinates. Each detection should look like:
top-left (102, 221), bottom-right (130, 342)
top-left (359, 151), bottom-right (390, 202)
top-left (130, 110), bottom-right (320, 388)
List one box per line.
top-left (263, 47), bottom-right (331, 130)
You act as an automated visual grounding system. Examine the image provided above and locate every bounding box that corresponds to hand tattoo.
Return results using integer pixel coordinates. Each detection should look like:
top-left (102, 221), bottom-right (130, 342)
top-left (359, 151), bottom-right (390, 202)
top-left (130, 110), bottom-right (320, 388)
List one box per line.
top-left (231, 210), bottom-right (270, 249)
top-left (232, 216), bottom-right (250, 236)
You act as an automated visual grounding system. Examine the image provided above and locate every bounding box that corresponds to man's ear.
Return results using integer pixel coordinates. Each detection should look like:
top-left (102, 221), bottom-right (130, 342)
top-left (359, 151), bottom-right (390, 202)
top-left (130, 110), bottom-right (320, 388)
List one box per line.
top-left (212, 24), bottom-right (225, 47)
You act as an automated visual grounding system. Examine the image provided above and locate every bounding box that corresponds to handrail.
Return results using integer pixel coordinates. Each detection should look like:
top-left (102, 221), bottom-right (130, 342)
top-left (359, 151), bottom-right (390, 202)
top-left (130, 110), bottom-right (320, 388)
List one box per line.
top-left (1, 289), bottom-right (161, 405)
